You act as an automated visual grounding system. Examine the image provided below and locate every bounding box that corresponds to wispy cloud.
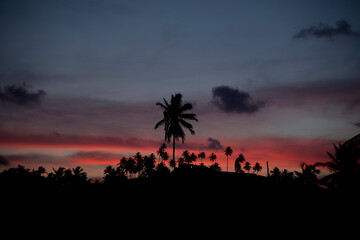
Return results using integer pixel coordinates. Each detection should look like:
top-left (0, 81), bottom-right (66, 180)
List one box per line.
top-left (293, 19), bottom-right (360, 39)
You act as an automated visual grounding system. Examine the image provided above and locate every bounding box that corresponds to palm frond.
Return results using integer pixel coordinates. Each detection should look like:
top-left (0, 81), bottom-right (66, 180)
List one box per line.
top-left (180, 113), bottom-right (198, 121)
top-left (155, 102), bottom-right (168, 110)
top-left (154, 119), bottom-right (166, 129)
top-left (327, 152), bottom-right (336, 161)
top-left (162, 97), bottom-right (170, 107)
top-left (179, 119), bottom-right (195, 134)
top-left (179, 103), bottom-right (193, 112)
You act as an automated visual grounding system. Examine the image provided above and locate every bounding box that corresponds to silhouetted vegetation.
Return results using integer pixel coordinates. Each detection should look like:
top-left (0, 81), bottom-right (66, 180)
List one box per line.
top-left (155, 93), bottom-right (198, 168)
top-left (3, 134), bottom-right (358, 197)
top-left (315, 133), bottom-right (360, 190)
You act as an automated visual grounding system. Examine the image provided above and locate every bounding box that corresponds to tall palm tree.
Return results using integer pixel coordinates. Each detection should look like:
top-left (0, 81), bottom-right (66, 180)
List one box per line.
top-left (155, 93), bottom-right (198, 168)
top-left (224, 146), bottom-right (233, 172)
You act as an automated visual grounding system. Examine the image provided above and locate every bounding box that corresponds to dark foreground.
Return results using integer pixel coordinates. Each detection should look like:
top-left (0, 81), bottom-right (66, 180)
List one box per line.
top-left (2, 166), bottom-right (359, 235)
top-left (2, 166), bottom-right (357, 209)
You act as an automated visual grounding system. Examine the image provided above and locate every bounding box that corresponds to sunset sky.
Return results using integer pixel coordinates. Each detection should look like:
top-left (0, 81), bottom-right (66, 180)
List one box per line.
top-left (1, 0), bottom-right (360, 178)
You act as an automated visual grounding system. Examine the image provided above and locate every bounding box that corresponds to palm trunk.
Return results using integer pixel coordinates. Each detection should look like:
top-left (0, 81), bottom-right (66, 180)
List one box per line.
top-left (227, 156), bottom-right (228, 172)
top-left (173, 136), bottom-right (176, 169)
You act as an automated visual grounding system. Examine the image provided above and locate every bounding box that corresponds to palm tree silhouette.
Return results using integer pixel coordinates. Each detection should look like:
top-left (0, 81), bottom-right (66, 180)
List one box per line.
top-left (157, 143), bottom-right (167, 164)
top-left (72, 166), bottom-right (88, 183)
top-left (315, 133), bottom-right (360, 188)
top-left (134, 152), bottom-right (144, 177)
top-left (224, 146), bottom-right (233, 172)
top-left (190, 152), bottom-right (197, 165)
top-left (243, 162), bottom-right (251, 173)
top-left (182, 150), bottom-right (190, 165)
top-left (161, 151), bottom-right (169, 164)
top-left (209, 153), bottom-right (217, 165)
top-left (126, 157), bottom-right (136, 179)
top-left (235, 154), bottom-right (245, 173)
top-left (155, 93), bottom-right (198, 168)
top-left (295, 163), bottom-right (320, 185)
top-left (253, 162), bottom-right (262, 174)
top-left (236, 154), bottom-right (245, 164)
top-left (198, 152), bottom-right (206, 165)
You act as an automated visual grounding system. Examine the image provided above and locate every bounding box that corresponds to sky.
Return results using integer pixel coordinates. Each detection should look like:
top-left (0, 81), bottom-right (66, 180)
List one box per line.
top-left (1, 0), bottom-right (360, 178)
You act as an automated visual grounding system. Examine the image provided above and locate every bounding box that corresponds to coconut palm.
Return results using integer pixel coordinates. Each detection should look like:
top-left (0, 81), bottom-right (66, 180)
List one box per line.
top-left (295, 163), bottom-right (320, 185)
top-left (72, 166), bottom-right (88, 183)
top-left (157, 143), bottom-right (167, 164)
top-left (118, 157), bottom-right (128, 174)
top-left (155, 93), bottom-right (198, 168)
top-left (161, 151), bottom-right (169, 163)
top-left (224, 146), bottom-right (233, 172)
top-left (253, 162), bottom-right (262, 174)
top-left (126, 157), bottom-right (136, 179)
top-left (134, 152), bottom-right (144, 177)
top-left (236, 154), bottom-right (246, 163)
top-left (315, 133), bottom-right (360, 188)
top-left (198, 152), bottom-right (206, 165)
top-left (243, 162), bottom-right (251, 173)
top-left (182, 150), bottom-right (190, 164)
top-left (189, 152), bottom-right (197, 165)
top-left (234, 159), bottom-right (241, 173)
top-left (209, 153), bottom-right (217, 165)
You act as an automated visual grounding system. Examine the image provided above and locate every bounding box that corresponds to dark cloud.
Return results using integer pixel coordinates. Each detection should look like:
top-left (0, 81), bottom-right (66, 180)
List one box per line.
top-left (0, 83), bottom-right (46, 105)
top-left (0, 156), bottom-right (10, 166)
top-left (293, 19), bottom-right (360, 39)
top-left (354, 122), bottom-right (360, 127)
top-left (200, 137), bottom-right (224, 150)
top-left (211, 86), bottom-right (265, 114)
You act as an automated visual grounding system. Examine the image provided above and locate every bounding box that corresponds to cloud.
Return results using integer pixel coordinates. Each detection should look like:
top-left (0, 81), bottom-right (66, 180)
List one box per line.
top-left (0, 156), bottom-right (10, 166)
top-left (0, 83), bottom-right (46, 105)
top-left (211, 86), bottom-right (265, 114)
top-left (293, 19), bottom-right (360, 39)
top-left (354, 122), bottom-right (360, 127)
top-left (200, 137), bottom-right (224, 150)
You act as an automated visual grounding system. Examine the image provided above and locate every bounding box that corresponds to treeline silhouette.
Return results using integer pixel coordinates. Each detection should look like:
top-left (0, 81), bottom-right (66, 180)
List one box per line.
top-left (1, 132), bottom-right (359, 214)
top-left (0, 148), bottom-right (316, 186)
